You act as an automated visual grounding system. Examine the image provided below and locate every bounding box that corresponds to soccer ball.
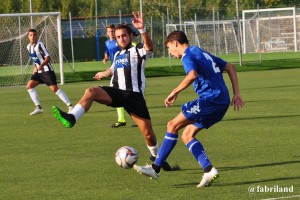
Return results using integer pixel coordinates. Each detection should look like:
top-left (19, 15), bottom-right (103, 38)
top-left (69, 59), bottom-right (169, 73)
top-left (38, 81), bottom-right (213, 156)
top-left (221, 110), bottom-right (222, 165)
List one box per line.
top-left (115, 146), bottom-right (139, 169)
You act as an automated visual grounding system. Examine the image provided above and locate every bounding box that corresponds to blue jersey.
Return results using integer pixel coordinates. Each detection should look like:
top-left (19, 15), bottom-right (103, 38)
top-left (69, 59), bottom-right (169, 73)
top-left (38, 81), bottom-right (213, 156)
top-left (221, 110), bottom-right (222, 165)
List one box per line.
top-left (182, 46), bottom-right (230, 105)
top-left (104, 39), bottom-right (121, 61)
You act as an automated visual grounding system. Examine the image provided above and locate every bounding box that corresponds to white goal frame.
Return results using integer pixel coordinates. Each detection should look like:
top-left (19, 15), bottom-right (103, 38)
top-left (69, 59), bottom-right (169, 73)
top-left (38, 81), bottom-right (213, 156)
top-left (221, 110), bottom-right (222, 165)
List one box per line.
top-left (242, 7), bottom-right (298, 54)
top-left (0, 12), bottom-right (64, 86)
top-left (166, 20), bottom-right (240, 55)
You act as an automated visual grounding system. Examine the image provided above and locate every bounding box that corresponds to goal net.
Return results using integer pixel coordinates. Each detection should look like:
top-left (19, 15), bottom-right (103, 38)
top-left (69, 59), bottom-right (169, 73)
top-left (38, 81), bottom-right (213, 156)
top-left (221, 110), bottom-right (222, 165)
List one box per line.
top-left (0, 12), bottom-right (64, 87)
top-left (166, 20), bottom-right (240, 55)
top-left (242, 7), bottom-right (299, 53)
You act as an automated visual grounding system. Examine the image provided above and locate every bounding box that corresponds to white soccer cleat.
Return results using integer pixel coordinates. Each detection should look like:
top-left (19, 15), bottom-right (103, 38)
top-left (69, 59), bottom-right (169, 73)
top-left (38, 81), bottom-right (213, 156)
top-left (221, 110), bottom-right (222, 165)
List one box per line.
top-left (197, 167), bottom-right (219, 188)
top-left (30, 107), bottom-right (43, 115)
top-left (134, 164), bottom-right (160, 179)
top-left (68, 106), bottom-right (74, 113)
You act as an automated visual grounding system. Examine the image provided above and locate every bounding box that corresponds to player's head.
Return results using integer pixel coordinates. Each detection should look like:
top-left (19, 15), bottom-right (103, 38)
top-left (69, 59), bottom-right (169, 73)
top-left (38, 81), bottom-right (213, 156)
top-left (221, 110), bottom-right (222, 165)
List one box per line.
top-left (106, 24), bottom-right (116, 40)
top-left (115, 24), bottom-right (139, 49)
top-left (164, 31), bottom-right (189, 59)
top-left (27, 29), bottom-right (38, 44)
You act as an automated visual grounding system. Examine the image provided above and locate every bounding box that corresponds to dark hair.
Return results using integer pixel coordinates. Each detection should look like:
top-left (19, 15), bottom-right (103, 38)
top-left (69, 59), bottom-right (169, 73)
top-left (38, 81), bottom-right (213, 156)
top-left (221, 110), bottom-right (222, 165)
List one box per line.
top-left (115, 23), bottom-right (139, 37)
top-left (105, 24), bottom-right (115, 29)
top-left (28, 29), bottom-right (37, 34)
top-left (164, 30), bottom-right (189, 45)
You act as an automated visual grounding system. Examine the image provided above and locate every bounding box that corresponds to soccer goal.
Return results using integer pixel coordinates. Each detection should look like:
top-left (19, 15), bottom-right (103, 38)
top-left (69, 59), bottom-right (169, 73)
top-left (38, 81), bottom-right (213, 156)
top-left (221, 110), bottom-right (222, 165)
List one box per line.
top-left (242, 7), bottom-right (299, 53)
top-left (166, 20), bottom-right (240, 55)
top-left (0, 12), bottom-right (64, 87)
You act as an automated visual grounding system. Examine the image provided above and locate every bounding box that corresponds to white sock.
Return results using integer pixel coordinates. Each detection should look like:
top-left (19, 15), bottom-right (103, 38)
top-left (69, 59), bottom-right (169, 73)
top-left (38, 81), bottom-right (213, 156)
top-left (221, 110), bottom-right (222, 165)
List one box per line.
top-left (147, 143), bottom-right (159, 157)
top-left (56, 89), bottom-right (72, 106)
top-left (70, 104), bottom-right (85, 121)
top-left (28, 88), bottom-right (40, 106)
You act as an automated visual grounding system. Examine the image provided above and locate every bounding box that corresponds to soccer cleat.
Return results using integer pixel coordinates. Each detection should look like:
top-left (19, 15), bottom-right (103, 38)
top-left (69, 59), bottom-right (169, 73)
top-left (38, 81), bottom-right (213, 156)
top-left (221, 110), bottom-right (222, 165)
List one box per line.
top-left (134, 164), bottom-right (160, 179)
top-left (150, 155), bottom-right (173, 171)
top-left (111, 121), bottom-right (126, 128)
top-left (52, 105), bottom-right (76, 128)
top-left (197, 167), bottom-right (219, 188)
top-left (30, 107), bottom-right (43, 115)
top-left (68, 105), bottom-right (74, 113)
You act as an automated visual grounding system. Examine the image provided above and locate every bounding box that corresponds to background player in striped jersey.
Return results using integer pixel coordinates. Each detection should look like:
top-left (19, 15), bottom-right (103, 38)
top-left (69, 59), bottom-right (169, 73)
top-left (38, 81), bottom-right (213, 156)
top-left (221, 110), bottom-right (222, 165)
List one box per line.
top-left (134, 30), bottom-right (245, 187)
top-left (26, 29), bottom-right (73, 116)
top-left (52, 12), bottom-right (173, 171)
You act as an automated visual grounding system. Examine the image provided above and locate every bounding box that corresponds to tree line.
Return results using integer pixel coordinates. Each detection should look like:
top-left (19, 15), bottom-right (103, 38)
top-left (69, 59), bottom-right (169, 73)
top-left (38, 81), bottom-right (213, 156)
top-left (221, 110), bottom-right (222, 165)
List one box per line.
top-left (0, 0), bottom-right (299, 20)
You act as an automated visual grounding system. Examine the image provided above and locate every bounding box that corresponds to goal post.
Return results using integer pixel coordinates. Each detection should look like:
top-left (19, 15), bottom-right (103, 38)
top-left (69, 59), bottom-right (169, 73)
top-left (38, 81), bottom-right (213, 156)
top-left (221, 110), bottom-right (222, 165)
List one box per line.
top-left (0, 12), bottom-right (64, 87)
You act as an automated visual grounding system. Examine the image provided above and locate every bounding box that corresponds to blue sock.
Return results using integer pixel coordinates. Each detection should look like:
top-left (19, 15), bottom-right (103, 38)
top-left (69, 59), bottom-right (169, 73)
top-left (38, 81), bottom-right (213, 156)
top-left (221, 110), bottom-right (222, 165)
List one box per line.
top-left (187, 138), bottom-right (212, 170)
top-left (154, 132), bottom-right (178, 167)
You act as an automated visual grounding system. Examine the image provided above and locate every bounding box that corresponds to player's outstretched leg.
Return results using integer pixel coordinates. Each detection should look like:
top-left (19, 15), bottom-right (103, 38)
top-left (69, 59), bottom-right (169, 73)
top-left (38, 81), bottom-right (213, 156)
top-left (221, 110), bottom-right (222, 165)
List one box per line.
top-left (52, 105), bottom-right (76, 128)
top-left (197, 167), bottom-right (219, 187)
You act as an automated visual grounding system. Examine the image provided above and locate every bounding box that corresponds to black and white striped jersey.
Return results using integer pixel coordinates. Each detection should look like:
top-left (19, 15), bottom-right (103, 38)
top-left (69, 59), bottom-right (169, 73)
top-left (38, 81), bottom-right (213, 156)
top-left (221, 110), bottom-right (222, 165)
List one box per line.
top-left (110, 44), bottom-right (152, 94)
top-left (27, 41), bottom-right (54, 72)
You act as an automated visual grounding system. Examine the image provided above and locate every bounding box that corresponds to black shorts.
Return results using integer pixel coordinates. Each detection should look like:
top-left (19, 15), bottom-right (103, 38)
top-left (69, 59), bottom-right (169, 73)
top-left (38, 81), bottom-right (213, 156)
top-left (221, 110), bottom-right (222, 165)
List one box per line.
top-left (30, 71), bottom-right (57, 86)
top-left (101, 86), bottom-right (151, 120)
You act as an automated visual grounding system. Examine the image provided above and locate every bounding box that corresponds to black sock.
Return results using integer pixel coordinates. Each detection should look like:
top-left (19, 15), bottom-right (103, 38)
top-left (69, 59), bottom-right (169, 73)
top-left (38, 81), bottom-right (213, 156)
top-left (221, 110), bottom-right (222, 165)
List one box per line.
top-left (204, 165), bottom-right (213, 173)
top-left (152, 163), bottom-right (161, 174)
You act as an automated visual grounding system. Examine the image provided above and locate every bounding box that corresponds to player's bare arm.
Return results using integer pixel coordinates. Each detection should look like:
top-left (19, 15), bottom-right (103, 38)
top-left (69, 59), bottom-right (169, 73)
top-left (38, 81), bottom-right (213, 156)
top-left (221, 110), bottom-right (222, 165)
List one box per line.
top-left (225, 63), bottom-right (245, 111)
top-left (103, 54), bottom-right (109, 64)
top-left (131, 11), bottom-right (153, 51)
top-left (93, 68), bottom-right (113, 80)
top-left (165, 70), bottom-right (198, 107)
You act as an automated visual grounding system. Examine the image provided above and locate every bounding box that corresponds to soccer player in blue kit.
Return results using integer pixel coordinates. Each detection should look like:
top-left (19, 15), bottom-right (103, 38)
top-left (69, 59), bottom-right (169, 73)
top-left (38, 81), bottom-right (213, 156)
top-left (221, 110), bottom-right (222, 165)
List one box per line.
top-left (103, 24), bottom-right (127, 128)
top-left (103, 24), bottom-right (120, 65)
top-left (134, 30), bottom-right (245, 187)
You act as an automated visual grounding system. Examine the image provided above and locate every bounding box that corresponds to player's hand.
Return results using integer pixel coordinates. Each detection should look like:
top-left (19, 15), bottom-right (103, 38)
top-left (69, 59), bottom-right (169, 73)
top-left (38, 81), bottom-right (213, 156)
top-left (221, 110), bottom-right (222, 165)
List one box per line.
top-left (37, 65), bottom-right (43, 71)
top-left (103, 58), bottom-right (108, 64)
top-left (165, 91), bottom-right (178, 107)
top-left (231, 94), bottom-right (245, 111)
top-left (131, 11), bottom-right (144, 30)
top-left (93, 72), bottom-right (105, 80)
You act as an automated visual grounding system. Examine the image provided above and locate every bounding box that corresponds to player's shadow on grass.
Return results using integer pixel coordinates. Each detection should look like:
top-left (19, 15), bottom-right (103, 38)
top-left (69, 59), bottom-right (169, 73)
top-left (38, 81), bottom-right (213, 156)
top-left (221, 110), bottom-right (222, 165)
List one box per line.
top-left (171, 160), bottom-right (300, 188)
top-left (172, 176), bottom-right (300, 188)
top-left (224, 114), bottom-right (300, 121)
top-left (219, 160), bottom-right (300, 171)
top-left (216, 176), bottom-right (300, 187)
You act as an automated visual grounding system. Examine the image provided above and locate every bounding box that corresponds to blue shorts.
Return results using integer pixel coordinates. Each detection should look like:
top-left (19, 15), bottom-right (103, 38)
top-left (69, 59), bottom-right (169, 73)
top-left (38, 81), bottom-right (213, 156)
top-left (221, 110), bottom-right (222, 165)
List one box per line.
top-left (182, 99), bottom-right (229, 129)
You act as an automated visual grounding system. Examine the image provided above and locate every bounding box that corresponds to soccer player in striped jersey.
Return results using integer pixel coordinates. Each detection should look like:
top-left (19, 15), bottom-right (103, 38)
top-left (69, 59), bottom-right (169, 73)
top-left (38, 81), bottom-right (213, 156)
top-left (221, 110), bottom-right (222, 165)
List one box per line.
top-left (26, 29), bottom-right (73, 116)
top-left (134, 31), bottom-right (245, 187)
top-left (52, 12), bottom-right (173, 171)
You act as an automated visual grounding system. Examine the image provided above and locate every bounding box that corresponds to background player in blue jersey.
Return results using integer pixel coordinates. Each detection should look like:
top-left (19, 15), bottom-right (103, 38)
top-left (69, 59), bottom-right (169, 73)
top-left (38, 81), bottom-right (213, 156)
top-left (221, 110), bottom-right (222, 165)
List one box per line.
top-left (134, 30), bottom-right (245, 187)
top-left (52, 12), bottom-right (173, 171)
top-left (103, 24), bottom-right (120, 65)
top-left (103, 24), bottom-right (126, 128)
top-left (26, 29), bottom-right (73, 116)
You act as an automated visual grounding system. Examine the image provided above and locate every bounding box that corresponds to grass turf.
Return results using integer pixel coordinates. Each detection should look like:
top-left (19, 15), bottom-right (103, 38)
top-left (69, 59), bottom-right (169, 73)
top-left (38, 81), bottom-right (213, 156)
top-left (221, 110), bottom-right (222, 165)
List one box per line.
top-left (0, 68), bottom-right (299, 199)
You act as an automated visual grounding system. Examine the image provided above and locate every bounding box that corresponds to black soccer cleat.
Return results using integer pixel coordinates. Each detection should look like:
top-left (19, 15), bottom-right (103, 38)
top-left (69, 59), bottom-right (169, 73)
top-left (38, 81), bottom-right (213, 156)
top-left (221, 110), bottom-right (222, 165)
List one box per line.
top-left (150, 155), bottom-right (178, 171)
top-left (111, 121), bottom-right (126, 128)
top-left (52, 105), bottom-right (76, 128)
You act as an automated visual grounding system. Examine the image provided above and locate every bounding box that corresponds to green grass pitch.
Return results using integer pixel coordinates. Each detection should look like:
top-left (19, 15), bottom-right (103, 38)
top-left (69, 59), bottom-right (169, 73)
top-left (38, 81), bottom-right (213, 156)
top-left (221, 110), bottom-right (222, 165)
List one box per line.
top-left (0, 68), bottom-right (299, 199)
